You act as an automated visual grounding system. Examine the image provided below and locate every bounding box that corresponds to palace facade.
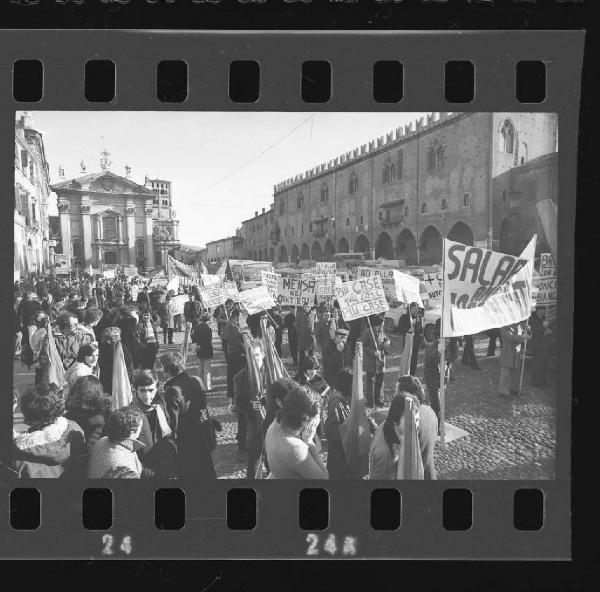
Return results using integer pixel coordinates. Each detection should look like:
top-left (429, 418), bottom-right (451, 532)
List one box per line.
top-left (237, 112), bottom-right (558, 265)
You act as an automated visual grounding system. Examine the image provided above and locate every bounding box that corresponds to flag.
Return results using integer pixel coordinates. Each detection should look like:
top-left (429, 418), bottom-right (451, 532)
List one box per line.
top-left (260, 316), bottom-right (289, 387)
top-left (398, 331), bottom-right (413, 376)
top-left (46, 328), bottom-right (65, 388)
top-left (180, 322), bottom-right (191, 367)
top-left (111, 341), bottom-right (132, 410)
top-left (396, 396), bottom-right (424, 480)
top-left (339, 341), bottom-right (372, 478)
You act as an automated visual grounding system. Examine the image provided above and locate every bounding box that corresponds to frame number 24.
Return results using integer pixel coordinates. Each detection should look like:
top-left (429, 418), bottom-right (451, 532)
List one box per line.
top-left (306, 533), bottom-right (358, 556)
top-left (102, 534), bottom-right (133, 556)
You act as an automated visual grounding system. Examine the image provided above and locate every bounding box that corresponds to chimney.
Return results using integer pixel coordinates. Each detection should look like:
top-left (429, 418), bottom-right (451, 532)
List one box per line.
top-left (262, 207), bottom-right (265, 214)
top-left (255, 211), bottom-right (258, 217)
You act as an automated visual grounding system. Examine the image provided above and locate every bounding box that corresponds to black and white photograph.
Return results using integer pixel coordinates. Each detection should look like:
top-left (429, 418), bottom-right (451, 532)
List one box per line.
top-left (11, 110), bottom-right (558, 482)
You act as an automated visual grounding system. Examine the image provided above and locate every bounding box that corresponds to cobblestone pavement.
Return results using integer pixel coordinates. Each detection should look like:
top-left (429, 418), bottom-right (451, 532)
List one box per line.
top-left (12, 320), bottom-right (556, 480)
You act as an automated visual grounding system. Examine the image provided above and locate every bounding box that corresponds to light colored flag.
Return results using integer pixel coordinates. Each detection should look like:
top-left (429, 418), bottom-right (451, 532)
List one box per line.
top-left (111, 341), bottom-right (132, 410)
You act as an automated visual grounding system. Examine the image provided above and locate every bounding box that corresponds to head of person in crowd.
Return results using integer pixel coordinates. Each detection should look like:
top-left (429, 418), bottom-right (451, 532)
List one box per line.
top-left (534, 305), bottom-right (547, 320)
top-left (140, 309), bottom-right (153, 324)
top-left (177, 286), bottom-right (185, 295)
top-left (55, 295), bottom-right (67, 309)
top-left (382, 391), bottom-right (411, 459)
top-left (276, 382), bottom-right (320, 434)
top-left (201, 312), bottom-right (211, 324)
top-left (159, 351), bottom-right (185, 380)
top-left (101, 326), bottom-right (122, 346)
top-left (230, 308), bottom-right (240, 323)
top-left (76, 308), bottom-right (86, 324)
top-left (249, 339), bottom-right (265, 371)
top-left (298, 356), bottom-right (319, 381)
top-left (334, 367), bottom-right (353, 400)
top-left (409, 302), bottom-right (420, 318)
top-left (266, 377), bottom-right (297, 411)
top-left (105, 406), bottom-right (144, 444)
top-left (225, 298), bottom-right (234, 312)
top-left (188, 292), bottom-right (195, 301)
top-left (166, 290), bottom-right (175, 300)
top-left (132, 369), bottom-right (159, 408)
top-left (34, 311), bottom-right (49, 329)
top-left (26, 291), bottom-right (37, 301)
top-left (20, 383), bottom-right (65, 430)
top-left (396, 374), bottom-right (427, 405)
top-left (56, 311), bottom-right (79, 335)
top-left (369, 314), bottom-right (384, 328)
top-left (76, 343), bottom-right (99, 369)
top-left (334, 328), bottom-right (349, 351)
top-left (68, 292), bottom-right (79, 304)
top-left (302, 303), bottom-right (311, 314)
top-left (319, 306), bottom-right (331, 322)
top-left (67, 375), bottom-right (110, 413)
top-left (84, 307), bottom-right (104, 328)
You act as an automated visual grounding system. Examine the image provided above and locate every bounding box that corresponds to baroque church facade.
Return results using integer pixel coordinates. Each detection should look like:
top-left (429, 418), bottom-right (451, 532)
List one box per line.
top-left (51, 158), bottom-right (181, 272)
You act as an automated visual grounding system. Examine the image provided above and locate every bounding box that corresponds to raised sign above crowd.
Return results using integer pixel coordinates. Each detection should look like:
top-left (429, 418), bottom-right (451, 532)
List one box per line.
top-left (335, 275), bottom-right (389, 322)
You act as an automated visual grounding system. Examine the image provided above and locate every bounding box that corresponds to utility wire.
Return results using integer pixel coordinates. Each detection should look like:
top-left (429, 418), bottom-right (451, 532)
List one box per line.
top-left (200, 114), bottom-right (315, 191)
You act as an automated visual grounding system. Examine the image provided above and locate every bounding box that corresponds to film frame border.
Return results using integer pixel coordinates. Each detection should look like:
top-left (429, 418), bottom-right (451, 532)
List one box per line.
top-left (0, 29), bottom-right (581, 560)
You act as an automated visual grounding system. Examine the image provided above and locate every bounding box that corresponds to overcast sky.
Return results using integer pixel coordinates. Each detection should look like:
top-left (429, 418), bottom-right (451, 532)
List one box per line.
top-left (27, 111), bottom-right (428, 247)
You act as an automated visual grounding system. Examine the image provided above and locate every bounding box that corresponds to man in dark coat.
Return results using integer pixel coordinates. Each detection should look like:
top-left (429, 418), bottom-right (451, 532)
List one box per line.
top-left (224, 309), bottom-right (245, 402)
top-left (321, 328), bottom-right (351, 387)
top-left (183, 293), bottom-right (202, 329)
top-left (137, 285), bottom-right (151, 313)
top-left (360, 314), bottom-right (390, 408)
top-left (160, 351), bottom-right (216, 480)
top-left (131, 369), bottom-right (178, 478)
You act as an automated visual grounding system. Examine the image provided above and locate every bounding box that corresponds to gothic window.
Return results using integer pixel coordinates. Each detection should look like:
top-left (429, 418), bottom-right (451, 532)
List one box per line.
top-left (383, 158), bottom-right (390, 184)
top-left (397, 150), bottom-right (403, 179)
top-left (359, 215), bottom-right (364, 225)
top-left (321, 184), bottom-right (328, 203)
top-left (345, 217), bottom-right (350, 227)
top-left (378, 211), bottom-right (383, 221)
top-left (421, 202), bottom-right (427, 214)
top-left (427, 147), bottom-right (436, 170)
top-left (404, 206), bottom-right (409, 217)
top-left (463, 193), bottom-right (470, 206)
top-left (297, 193), bottom-right (304, 210)
top-left (279, 199), bottom-right (285, 215)
top-left (500, 120), bottom-right (515, 154)
top-left (436, 146), bottom-right (445, 169)
top-left (102, 216), bottom-right (117, 240)
top-left (348, 172), bottom-right (358, 194)
top-left (441, 198), bottom-right (447, 211)
top-left (501, 189), bottom-right (507, 203)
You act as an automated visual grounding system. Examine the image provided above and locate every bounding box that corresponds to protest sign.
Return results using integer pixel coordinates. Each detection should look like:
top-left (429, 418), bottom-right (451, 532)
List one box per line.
top-left (441, 237), bottom-right (536, 337)
top-left (201, 274), bottom-right (221, 287)
top-left (421, 271), bottom-right (443, 304)
top-left (261, 271), bottom-right (281, 299)
top-left (102, 268), bottom-right (115, 280)
top-left (335, 276), bottom-right (389, 322)
top-left (171, 294), bottom-right (187, 316)
top-left (536, 252), bottom-right (557, 305)
top-left (239, 285), bottom-right (276, 315)
top-left (198, 283), bottom-right (229, 309)
top-left (277, 275), bottom-right (317, 307)
top-left (223, 281), bottom-right (240, 302)
top-left (357, 267), bottom-right (423, 306)
top-left (315, 262), bottom-right (337, 296)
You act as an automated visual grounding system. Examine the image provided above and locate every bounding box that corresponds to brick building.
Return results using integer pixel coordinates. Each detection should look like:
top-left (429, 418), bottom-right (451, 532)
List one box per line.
top-left (241, 205), bottom-right (275, 261)
top-left (270, 112), bottom-right (558, 265)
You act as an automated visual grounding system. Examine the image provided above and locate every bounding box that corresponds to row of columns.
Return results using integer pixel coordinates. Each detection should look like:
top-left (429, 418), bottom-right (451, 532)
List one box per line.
top-left (58, 202), bottom-right (155, 269)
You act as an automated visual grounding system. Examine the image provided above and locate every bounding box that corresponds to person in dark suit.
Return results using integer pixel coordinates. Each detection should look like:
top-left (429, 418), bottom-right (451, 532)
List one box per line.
top-left (191, 312), bottom-right (214, 391)
top-left (160, 351), bottom-right (216, 481)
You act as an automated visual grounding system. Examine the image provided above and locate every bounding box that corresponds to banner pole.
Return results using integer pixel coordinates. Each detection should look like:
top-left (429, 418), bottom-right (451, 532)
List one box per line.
top-left (366, 315), bottom-right (379, 350)
top-left (518, 328), bottom-right (528, 397)
top-left (439, 238), bottom-right (447, 448)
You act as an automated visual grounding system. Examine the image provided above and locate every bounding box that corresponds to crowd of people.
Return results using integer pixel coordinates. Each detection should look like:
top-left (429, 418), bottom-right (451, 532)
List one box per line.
top-left (10, 271), bottom-right (555, 481)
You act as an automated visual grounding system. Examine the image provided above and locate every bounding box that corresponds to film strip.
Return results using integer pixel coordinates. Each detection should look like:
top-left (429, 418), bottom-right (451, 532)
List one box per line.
top-left (1, 29), bottom-right (581, 559)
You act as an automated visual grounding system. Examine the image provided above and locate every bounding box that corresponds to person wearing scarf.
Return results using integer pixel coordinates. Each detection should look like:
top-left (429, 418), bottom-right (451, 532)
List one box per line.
top-left (131, 370), bottom-right (178, 479)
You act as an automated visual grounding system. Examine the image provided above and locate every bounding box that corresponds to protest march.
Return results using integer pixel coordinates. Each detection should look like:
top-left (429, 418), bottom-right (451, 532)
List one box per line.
top-left (10, 235), bottom-right (556, 482)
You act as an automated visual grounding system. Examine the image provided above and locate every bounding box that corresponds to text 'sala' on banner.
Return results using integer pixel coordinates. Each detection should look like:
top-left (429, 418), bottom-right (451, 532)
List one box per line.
top-left (441, 237), bottom-right (536, 338)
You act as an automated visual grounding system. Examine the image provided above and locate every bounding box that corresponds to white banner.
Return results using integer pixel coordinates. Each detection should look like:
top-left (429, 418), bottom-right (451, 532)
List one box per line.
top-left (441, 237), bottom-right (536, 337)
top-left (239, 285), bottom-right (277, 315)
top-left (315, 262), bottom-right (337, 296)
top-left (201, 274), bottom-right (221, 287)
top-left (223, 281), bottom-right (240, 303)
top-left (198, 282), bottom-right (233, 309)
top-left (357, 267), bottom-right (423, 306)
top-left (277, 275), bottom-right (317, 307)
top-left (261, 271), bottom-right (281, 299)
top-left (170, 294), bottom-right (188, 316)
top-left (421, 271), bottom-right (443, 304)
top-left (334, 275), bottom-right (389, 322)
top-left (536, 252), bottom-right (557, 305)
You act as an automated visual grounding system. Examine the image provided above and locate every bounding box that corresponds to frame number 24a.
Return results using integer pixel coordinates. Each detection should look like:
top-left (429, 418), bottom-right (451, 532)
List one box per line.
top-left (306, 533), bottom-right (357, 556)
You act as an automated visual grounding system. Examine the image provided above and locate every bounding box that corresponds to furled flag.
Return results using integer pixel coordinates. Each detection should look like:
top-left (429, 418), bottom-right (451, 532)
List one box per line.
top-left (180, 322), bottom-right (192, 367)
top-left (396, 395), bottom-right (424, 480)
top-left (339, 342), bottom-right (372, 478)
top-left (111, 341), bottom-right (132, 410)
top-left (260, 316), bottom-right (289, 388)
top-left (46, 326), bottom-right (65, 389)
